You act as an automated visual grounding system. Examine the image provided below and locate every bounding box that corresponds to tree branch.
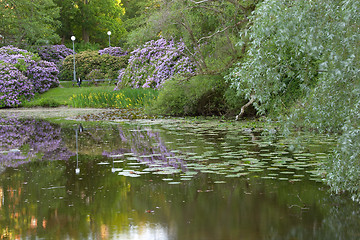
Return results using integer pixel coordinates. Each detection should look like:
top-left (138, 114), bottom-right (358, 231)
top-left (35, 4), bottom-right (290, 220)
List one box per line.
top-left (236, 95), bottom-right (255, 121)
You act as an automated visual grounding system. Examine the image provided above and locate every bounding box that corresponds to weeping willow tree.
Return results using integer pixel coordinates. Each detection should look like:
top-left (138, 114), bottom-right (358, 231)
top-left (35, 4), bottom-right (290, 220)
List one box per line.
top-left (227, 0), bottom-right (360, 201)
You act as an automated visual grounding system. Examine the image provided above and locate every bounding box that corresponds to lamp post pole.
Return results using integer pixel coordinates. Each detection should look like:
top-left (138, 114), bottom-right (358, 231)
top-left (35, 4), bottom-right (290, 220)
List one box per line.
top-left (107, 31), bottom-right (111, 47)
top-left (71, 36), bottom-right (76, 83)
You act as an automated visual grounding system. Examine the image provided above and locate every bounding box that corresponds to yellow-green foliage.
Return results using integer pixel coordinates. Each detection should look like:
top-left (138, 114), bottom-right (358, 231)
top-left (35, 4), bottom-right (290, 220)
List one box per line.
top-left (69, 88), bottom-right (158, 109)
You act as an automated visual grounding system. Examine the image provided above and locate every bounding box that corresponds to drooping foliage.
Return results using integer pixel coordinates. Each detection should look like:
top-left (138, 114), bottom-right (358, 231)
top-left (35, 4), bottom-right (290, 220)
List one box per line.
top-left (116, 38), bottom-right (196, 89)
top-left (227, 0), bottom-right (360, 201)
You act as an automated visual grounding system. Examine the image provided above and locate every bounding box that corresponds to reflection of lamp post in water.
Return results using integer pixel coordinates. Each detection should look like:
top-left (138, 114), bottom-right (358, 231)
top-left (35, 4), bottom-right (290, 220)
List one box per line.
top-left (75, 124), bottom-right (84, 174)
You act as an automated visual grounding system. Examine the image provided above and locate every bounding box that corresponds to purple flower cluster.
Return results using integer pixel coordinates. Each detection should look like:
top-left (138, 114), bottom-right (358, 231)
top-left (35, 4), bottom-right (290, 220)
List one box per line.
top-left (0, 63), bottom-right (34, 107)
top-left (27, 60), bottom-right (59, 93)
top-left (35, 45), bottom-right (74, 64)
top-left (117, 38), bottom-right (196, 89)
top-left (0, 117), bottom-right (74, 167)
top-left (99, 47), bottom-right (128, 57)
top-left (0, 46), bottom-right (60, 106)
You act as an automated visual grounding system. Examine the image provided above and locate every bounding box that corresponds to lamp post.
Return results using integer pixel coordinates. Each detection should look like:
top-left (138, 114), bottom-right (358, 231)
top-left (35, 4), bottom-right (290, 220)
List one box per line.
top-left (71, 36), bottom-right (76, 83)
top-left (107, 31), bottom-right (111, 47)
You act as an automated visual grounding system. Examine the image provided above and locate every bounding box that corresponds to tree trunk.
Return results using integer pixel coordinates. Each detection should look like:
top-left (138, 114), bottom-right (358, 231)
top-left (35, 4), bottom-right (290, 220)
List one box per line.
top-left (82, 28), bottom-right (90, 43)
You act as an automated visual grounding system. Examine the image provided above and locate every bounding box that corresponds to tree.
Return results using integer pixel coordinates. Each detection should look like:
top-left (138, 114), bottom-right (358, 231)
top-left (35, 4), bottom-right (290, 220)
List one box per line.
top-left (73, 0), bottom-right (126, 45)
top-left (227, 0), bottom-right (360, 201)
top-left (53, 0), bottom-right (78, 44)
top-left (0, 0), bottom-right (60, 46)
top-left (125, 0), bottom-right (259, 74)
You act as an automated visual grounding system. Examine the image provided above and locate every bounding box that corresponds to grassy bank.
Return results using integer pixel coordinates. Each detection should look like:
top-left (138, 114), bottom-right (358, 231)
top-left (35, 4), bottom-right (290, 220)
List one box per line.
top-left (22, 83), bottom-right (158, 109)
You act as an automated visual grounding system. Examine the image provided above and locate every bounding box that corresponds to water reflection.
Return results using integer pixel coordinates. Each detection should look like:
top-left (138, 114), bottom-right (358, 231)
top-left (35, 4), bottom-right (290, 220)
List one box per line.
top-left (0, 117), bottom-right (74, 169)
top-left (0, 117), bottom-right (359, 239)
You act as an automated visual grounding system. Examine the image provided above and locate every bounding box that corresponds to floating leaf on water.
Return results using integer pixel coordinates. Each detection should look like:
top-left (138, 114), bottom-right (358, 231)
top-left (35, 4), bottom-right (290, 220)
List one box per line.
top-left (118, 171), bottom-right (141, 177)
top-left (168, 182), bottom-right (181, 185)
top-left (214, 181), bottom-right (226, 184)
top-left (111, 168), bottom-right (123, 172)
top-left (259, 153), bottom-right (272, 157)
top-left (128, 162), bottom-right (145, 165)
top-left (180, 178), bottom-right (192, 181)
top-left (113, 160), bottom-right (124, 163)
top-left (97, 162), bottom-right (110, 165)
top-left (123, 153), bottom-right (135, 156)
top-left (309, 178), bottom-right (324, 183)
top-left (225, 172), bottom-right (249, 178)
top-left (289, 179), bottom-right (302, 182)
top-left (248, 169), bottom-right (264, 172)
top-left (267, 167), bottom-right (280, 171)
top-left (261, 176), bottom-right (276, 180)
top-left (162, 178), bottom-right (173, 181)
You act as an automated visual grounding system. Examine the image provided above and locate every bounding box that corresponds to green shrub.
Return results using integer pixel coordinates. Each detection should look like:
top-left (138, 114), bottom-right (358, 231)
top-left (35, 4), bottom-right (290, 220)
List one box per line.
top-left (59, 50), bottom-right (129, 81)
top-left (150, 74), bottom-right (234, 116)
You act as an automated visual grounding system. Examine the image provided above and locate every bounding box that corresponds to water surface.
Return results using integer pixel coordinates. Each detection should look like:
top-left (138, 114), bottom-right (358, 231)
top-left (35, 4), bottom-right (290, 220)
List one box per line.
top-left (0, 118), bottom-right (359, 239)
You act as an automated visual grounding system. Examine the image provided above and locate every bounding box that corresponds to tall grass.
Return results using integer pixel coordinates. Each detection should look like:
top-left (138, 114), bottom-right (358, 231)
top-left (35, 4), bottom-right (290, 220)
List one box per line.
top-left (69, 88), bottom-right (158, 108)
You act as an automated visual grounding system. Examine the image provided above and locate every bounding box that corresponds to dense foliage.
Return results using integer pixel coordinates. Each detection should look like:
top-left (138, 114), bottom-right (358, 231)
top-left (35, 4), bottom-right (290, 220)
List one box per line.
top-left (0, 0), bottom-right (60, 47)
top-left (54, 0), bottom-right (125, 45)
top-left (60, 50), bottom-right (129, 81)
top-left (35, 45), bottom-right (73, 64)
top-left (116, 38), bottom-right (196, 89)
top-left (150, 74), bottom-right (248, 116)
top-left (227, 0), bottom-right (360, 201)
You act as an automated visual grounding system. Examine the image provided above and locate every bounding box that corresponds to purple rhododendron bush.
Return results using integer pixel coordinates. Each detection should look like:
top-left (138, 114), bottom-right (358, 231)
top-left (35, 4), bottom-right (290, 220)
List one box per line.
top-left (35, 45), bottom-right (73, 64)
top-left (0, 63), bottom-right (34, 107)
top-left (0, 46), bottom-right (59, 107)
top-left (116, 38), bottom-right (196, 89)
top-left (99, 47), bottom-right (128, 57)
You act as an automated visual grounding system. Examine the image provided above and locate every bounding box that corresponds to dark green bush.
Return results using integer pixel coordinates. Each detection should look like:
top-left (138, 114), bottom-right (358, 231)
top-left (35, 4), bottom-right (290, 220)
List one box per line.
top-left (59, 50), bottom-right (129, 81)
top-left (150, 74), bottom-right (249, 116)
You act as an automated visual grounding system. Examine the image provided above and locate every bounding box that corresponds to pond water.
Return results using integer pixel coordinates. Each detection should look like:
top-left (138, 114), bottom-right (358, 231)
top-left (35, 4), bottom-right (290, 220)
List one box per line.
top-left (0, 117), bottom-right (359, 240)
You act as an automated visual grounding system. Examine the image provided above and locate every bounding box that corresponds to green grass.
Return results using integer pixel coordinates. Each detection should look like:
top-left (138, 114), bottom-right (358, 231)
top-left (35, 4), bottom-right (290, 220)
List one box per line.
top-left (22, 85), bottom-right (158, 109)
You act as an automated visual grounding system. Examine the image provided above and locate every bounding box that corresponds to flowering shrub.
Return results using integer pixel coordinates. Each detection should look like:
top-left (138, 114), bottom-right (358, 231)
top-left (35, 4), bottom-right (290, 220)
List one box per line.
top-left (27, 60), bottom-right (59, 93)
top-left (60, 50), bottom-right (128, 80)
top-left (0, 46), bottom-right (59, 96)
top-left (0, 63), bottom-right (34, 107)
top-left (117, 38), bottom-right (196, 89)
top-left (99, 47), bottom-right (128, 57)
top-left (35, 45), bottom-right (74, 64)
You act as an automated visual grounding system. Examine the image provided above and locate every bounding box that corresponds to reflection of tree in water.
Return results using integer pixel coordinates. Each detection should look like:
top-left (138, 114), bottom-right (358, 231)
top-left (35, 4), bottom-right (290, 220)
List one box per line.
top-left (0, 117), bottom-right (74, 168)
top-left (103, 125), bottom-right (186, 171)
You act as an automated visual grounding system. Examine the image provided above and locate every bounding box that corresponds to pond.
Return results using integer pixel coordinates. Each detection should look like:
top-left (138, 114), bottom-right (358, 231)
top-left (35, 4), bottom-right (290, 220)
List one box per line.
top-left (0, 117), bottom-right (359, 239)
